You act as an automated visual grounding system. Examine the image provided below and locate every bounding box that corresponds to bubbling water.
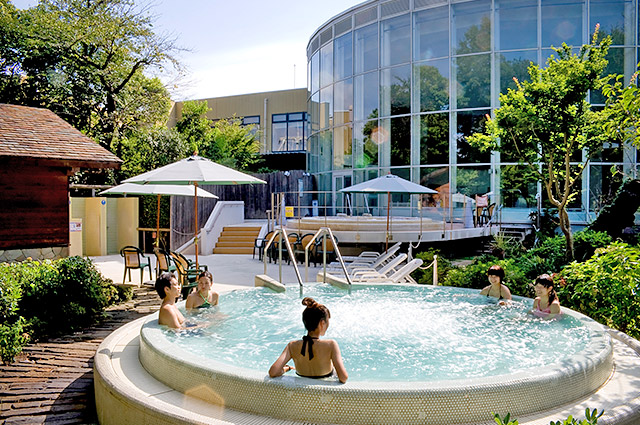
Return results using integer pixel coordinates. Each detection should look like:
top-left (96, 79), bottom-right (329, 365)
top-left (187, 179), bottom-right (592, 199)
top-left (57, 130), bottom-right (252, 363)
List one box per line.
top-left (165, 284), bottom-right (592, 382)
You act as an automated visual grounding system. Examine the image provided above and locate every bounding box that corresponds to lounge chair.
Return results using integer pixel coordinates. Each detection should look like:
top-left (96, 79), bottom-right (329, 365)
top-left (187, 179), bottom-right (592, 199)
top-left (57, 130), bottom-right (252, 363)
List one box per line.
top-left (120, 246), bottom-right (152, 285)
top-left (327, 243), bottom-right (402, 273)
top-left (352, 258), bottom-right (423, 283)
top-left (350, 253), bottom-right (408, 281)
top-left (340, 242), bottom-right (402, 264)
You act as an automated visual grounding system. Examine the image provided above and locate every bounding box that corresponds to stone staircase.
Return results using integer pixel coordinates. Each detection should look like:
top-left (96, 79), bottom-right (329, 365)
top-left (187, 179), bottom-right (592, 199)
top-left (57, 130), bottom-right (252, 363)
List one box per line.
top-left (212, 226), bottom-right (261, 255)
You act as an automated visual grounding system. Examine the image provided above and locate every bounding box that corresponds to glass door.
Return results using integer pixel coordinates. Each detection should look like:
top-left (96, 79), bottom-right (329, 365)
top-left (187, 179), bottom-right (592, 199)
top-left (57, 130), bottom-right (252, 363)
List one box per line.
top-left (332, 172), bottom-right (353, 215)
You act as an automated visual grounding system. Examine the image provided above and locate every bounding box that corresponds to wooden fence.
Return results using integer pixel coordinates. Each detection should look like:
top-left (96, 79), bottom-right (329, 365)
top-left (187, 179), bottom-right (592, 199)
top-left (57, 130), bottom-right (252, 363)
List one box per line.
top-left (170, 170), bottom-right (315, 249)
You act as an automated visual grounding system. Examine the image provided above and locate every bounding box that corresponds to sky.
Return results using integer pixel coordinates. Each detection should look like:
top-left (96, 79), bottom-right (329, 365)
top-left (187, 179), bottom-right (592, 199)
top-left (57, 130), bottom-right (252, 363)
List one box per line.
top-left (11, 0), bottom-right (362, 101)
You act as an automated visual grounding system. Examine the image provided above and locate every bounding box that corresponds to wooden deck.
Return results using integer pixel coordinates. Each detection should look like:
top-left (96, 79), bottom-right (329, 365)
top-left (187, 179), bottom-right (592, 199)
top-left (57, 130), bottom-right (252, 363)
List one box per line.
top-left (0, 286), bottom-right (159, 424)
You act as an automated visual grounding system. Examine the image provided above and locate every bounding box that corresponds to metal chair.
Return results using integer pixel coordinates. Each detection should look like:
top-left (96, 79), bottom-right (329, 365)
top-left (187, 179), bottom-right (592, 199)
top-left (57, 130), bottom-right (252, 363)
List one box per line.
top-left (294, 233), bottom-right (317, 266)
top-left (153, 247), bottom-right (176, 279)
top-left (120, 246), bottom-right (152, 285)
top-left (169, 251), bottom-right (207, 299)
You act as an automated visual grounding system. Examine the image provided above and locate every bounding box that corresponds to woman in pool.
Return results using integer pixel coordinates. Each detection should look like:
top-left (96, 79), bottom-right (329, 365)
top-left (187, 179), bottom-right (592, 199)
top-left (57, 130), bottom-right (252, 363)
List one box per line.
top-left (532, 274), bottom-right (562, 319)
top-left (479, 265), bottom-right (512, 303)
top-left (186, 270), bottom-right (218, 310)
top-left (269, 297), bottom-right (348, 383)
top-left (155, 272), bottom-right (185, 329)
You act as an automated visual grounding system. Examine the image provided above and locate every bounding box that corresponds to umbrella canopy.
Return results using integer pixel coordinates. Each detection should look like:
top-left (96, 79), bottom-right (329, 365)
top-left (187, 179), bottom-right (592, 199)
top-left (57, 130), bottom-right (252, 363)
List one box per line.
top-left (99, 183), bottom-right (218, 198)
top-left (122, 155), bottom-right (266, 185)
top-left (451, 192), bottom-right (475, 204)
top-left (340, 174), bottom-right (437, 250)
top-left (122, 155), bottom-right (266, 267)
top-left (339, 174), bottom-right (437, 195)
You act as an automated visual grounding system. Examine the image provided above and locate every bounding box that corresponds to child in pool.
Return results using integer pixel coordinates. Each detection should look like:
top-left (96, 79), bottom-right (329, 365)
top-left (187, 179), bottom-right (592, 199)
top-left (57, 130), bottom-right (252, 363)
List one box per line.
top-left (531, 274), bottom-right (562, 319)
top-left (479, 265), bottom-right (512, 304)
top-left (269, 297), bottom-right (348, 383)
top-left (186, 270), bottom-right (219, 310)
top-left (155, 272), bottom-right (185, 329)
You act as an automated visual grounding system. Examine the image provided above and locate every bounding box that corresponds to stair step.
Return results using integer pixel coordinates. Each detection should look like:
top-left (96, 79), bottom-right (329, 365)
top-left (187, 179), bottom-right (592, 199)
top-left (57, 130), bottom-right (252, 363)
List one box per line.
top-left (213, 247), bottom-right (254, 255)
top-left (216, 241), bottom-right (255, 248)
top-left (218, 235), bottom-right (257, 242)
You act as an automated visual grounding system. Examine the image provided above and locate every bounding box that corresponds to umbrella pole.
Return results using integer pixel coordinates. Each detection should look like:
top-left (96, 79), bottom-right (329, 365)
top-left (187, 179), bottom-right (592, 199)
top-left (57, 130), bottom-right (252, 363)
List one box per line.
top-left (386, 191), bottom-right (390, 252)
top-left (155, 194), bottom-right (161, 248)
top-left (195, 183), bottom-right (199, 268)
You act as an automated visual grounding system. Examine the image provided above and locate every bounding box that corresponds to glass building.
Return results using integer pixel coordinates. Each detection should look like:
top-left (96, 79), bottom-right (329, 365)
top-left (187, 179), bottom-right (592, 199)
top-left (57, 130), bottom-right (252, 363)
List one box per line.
top-left (306, 0), bottom-right (639, 224)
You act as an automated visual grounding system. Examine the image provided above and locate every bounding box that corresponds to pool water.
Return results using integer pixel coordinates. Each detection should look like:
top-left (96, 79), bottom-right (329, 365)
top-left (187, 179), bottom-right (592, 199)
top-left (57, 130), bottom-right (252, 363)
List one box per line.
top-left (165, 284), bottom-right (595, 382)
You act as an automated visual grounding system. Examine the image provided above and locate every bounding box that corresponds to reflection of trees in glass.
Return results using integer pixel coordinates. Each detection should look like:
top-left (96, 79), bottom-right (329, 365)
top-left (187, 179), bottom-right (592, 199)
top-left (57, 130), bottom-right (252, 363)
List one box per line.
top-left (417, 64), bottom-right (449, 112)
top-left (457, 111), bottom-right (491, 163)
top-left (456, 16), bottom-right (491, 54)
top-left (359, 111), bottom-right (379, 167)
top-left (456, 17), bottom-right (491, 108)
top-left (500, 165), bottom-right (537, 208)
top-left (390, 116), bottom-right (411, 166)
top-left (389, 74), bottom-right (410, 116)
top-left (420, 114), bottom-right (448, 165)
top-left (500, 56), bottom-right (533, 96)
top-left (457, 167), bottom-right (489, 196)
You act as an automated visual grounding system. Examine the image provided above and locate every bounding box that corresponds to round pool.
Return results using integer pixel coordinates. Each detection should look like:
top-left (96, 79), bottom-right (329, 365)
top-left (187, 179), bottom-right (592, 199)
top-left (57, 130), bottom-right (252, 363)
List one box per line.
top-left (139, 283), bottom-right (613, 425)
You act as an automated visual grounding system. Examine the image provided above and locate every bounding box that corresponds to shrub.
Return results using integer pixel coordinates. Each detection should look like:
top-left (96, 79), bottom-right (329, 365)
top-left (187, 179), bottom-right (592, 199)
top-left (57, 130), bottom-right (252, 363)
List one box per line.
top-left (0, 317), bottom-right (29, 364)
top-left (573, 230), bottom-right (612, 262)
top-left (558, 242), bottom-right (640, 338)
top-left (0, 263), bottom-right (29, 364)
top-left (413, 250), bottom-right (452, 285)
top-left (494, 408), bottom-right (603, 425)
top-left (442, 258), bottom-right (533, 298)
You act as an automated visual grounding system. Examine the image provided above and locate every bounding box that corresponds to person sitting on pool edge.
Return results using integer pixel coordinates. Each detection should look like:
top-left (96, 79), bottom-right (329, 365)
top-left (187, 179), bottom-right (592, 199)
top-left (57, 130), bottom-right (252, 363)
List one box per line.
top-left (155, 272), bottom-right (185, 329)
top-left (269, 297), bottom-right (348, 383)
top-left (479, 265), bottom-right (512, 303)
top-left (186, 270), bottom-right (218, 310)
top-left (531, 274), bottom-right (562, 319)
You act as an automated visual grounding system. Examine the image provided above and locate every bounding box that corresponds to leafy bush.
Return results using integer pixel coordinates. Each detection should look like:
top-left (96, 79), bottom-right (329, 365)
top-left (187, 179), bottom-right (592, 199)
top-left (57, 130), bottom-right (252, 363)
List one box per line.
top-left (0, 263), bottom-right (29, 364)
top-left (0, 317), bottom-right (29, 364)
top-left (443, 258), bottom-right (533, 298)
top-left (18, 256), bottom-right (120, 339)
top-left (573, 230), bottom-right (612, 262)
top-left (493, 408), bottom-right (603, 425)
top-left (558, 242), bottom-right (640, 338)
top-left (413, 250), bottom-right (452, 285)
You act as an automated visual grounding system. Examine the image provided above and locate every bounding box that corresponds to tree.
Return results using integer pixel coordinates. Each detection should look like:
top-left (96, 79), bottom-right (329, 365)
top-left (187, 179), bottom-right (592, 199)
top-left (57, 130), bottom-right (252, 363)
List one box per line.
top-left (175, 100), bottom-right (212, 154)
top-left (469, 29), bottom-right (614, 261)
top-left (601, 72), bottom-right (640, 149)
top-left (0, 0), bottom-right (180, 155)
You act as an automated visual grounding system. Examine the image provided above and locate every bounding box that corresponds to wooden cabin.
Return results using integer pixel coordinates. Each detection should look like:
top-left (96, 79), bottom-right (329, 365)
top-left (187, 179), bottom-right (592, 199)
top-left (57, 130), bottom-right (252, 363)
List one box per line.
top-left (0, 104), bottom-right (121, 261)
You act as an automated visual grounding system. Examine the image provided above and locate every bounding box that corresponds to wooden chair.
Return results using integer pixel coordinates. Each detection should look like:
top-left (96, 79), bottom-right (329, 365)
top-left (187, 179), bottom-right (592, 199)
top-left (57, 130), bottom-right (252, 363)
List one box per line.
top-left (120, 246), bottom-right (152, 285)
top-left (480, 203), bottom-right (496, 225)
top-left (294, 233), bottom-right (317, 266)
top-left (315, 235), bottom-right (338, 264)
top-left (169, 251), bottom-right (207, 299)
top-left (153, 247), bottom-right (176, 279)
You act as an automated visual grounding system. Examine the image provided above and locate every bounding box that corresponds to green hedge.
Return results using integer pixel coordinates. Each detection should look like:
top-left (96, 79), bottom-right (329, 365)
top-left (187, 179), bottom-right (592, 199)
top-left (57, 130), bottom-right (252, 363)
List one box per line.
top-left (442, 258), bottom-right (533, 298)
top-left (0, 257), bottom-right (131, 364)
top-left (413, 250), bottom-right (452, 285)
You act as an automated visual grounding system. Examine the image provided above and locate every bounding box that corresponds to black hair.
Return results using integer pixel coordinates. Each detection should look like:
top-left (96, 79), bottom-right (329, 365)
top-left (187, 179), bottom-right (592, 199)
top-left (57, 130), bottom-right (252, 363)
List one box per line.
top-left (155, 272), bottom-right (175, 299)
top-left (301, 297), bottom-right (330, 332)
top-left (198, 270), bottom-right (213, 281)
top-left (487, 265), bottom-right (505, 283)
top-left (535, 274), bottom-right (557, 304)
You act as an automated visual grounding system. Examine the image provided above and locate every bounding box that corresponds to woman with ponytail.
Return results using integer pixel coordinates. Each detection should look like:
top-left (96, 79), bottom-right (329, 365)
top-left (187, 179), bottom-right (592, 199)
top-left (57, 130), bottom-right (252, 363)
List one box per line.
top-left (269, 297), bottom-right (348, 383)
top-left (531, 274), bottom-right (562, 319)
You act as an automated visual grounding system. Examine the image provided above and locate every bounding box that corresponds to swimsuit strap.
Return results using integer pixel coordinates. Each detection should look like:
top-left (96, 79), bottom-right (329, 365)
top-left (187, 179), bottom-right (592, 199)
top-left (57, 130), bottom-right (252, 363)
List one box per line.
top-left (301, 335), bottom-right (318, 360)
top-left (199, 291), bottom-right (209, 303)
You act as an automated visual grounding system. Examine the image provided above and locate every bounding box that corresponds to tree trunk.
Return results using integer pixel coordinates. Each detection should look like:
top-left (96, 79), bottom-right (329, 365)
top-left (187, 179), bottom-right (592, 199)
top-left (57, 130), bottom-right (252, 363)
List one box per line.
top-left (558, 206), bottom-right (575, 262)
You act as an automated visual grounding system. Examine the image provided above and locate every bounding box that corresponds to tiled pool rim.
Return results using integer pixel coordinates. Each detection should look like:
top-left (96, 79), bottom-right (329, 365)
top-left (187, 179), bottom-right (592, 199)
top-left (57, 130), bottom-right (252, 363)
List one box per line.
top-left (136, 285), bottom-right (613, 425)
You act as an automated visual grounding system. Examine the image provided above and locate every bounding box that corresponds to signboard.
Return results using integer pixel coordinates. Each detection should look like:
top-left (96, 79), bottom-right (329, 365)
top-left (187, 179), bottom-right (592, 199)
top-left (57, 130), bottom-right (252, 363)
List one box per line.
top-left (70, 221), bottom-right (82, 232)
top-left (285, 206), bottom-right (294, 217)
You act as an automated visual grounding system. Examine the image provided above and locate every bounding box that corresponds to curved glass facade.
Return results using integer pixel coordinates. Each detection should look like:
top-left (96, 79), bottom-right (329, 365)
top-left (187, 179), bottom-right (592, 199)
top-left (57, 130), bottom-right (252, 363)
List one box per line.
top-left (307, 0), bottom-right (639, 223)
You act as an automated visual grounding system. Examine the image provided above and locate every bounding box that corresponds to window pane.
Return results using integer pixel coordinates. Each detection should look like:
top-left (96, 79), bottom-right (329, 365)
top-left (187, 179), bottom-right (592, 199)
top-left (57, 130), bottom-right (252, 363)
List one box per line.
top-left (242, 116), bottom-right (260, 125)
top-left (456, 166), bottom-right (491, 198)
top-left (456, 110), bottom-right (491, 163)
top-left (453, 0), bottom-right (491, 55)
top-left (456, 54), bottom-right (490, 108)
top-left (354, 120), bottom-right (379, 168)
top-left (589, 165), bottom-right (623, 213)
top-left (390, 115), bottom-right (411, 166)
top-left (334, 78), bottom-right (353, 126)
top-left (334, 124), bottom-right (353, 169)
top-left (272, 122), bottom-right (287, 152)
top-left (355, 23), bottom-right (378, 74)
top-left (420, 166), bottom-right (449, 207)
top-left (420, 113), bottom-right (449, 165)
top-left (320, 86), bottom-right (333, 129)
top-left (288, 121), bottom-right (305, 151)
top-left (542, 0), bottom-right (583, 48)
top-left (381, 14), bottom-right (411, 67)
top-left (354, 71), bottom-right (379, 121)
top-left (414, 59), bottom-right (449, 113)
top-left (498, 50), bottom-right (537, 96)
top-left (591, 48), bottom-right (634, 104)
top-left (590, 0), bottom-right (632, 45)
top-left (496, 0), bottom-right (538, 50)
top-left (289, 113), bottom-right (303, 121)
top-left (273, 114), bottom-right (287, 122)
top-left (309, 92), bottom-right (319, 132)
top-left (500, 165), bottom-right (538, 208)
top-left (334, 32), bottom-right (353, 80)
top-left (308, 134), bottom-right (319, 173)
top-left (414, 6), bottom-right (449, 61)
top-left (318, 130), bottom-right (333, 172)
top-left (320, 42), bottom-right (334, 88)
top-left (381, 65), bottom-right (411, 117)
top-left (311, 52), bottom-right (320, 94)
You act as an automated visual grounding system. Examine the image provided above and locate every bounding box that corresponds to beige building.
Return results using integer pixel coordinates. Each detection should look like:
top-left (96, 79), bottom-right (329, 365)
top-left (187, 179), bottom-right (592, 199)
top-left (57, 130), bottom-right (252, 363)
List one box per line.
top-left (169, 88), bottom-right (308, 170)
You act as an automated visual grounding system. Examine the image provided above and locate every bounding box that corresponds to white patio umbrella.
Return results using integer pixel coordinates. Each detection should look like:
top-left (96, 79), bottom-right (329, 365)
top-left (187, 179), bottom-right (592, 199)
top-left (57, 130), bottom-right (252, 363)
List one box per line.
top-left (340, 174), bottom-right (437, 250)
top-left (123, 155), bottom-right (266, 266)
top-left (99, 183), bottom-right (218, 249)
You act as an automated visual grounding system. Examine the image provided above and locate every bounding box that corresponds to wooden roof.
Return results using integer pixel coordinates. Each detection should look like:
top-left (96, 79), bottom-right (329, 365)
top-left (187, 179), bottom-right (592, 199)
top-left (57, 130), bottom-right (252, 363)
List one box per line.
top-left (0, 103), bottom-right (122, 169)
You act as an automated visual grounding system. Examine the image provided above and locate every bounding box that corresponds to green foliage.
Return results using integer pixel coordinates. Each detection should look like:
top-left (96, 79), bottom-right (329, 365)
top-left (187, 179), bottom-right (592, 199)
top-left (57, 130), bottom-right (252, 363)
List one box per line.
top-left (206, 118), bottom-right (261, 171)
top-left (493, 412), bottom-right (518, 425)
top-left (490, 233), bottom-right (524, 259)
top-left (558, 242), bottom-right (640, 338)
top-left (443, 258), bottom-right (532, 298)
top-left (493, 409), bottom-right (602, 425)
top-left (0, 317), bottom-right (29, 365)
top-left (175, 100), bottom-right (212, 155)
top-left (468, 30), bottom-right (612, 260)
top-left (413, 250), bottom-right (452, 285)
top-left (601, 70), bottom-right (640, 149)
top-left (0, 261), bottom-right (29, 364)
top-left (589, 179), bottom-right (640, 239)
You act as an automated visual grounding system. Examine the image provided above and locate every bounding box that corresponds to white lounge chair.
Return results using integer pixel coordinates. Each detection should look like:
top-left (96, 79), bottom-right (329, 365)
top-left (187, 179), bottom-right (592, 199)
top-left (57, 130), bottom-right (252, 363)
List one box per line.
top-left (353, 258), bottom-right (423, 283)
top-left (327, 243), bottom-right (402, 274)
top-left (339, 242), bottom-right (402, 264)
top-left (350, 253), bottom-right (407, 280)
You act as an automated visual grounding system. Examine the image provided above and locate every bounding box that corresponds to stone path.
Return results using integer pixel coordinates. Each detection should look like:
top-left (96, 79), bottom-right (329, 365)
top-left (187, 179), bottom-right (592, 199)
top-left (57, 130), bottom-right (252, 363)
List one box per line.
top-left (0, 286), bottom-right (159, 425)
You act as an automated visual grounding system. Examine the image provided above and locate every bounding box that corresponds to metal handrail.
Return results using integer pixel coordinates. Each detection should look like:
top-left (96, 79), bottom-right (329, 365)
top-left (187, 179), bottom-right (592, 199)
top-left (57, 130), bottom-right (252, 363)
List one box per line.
top-left (303, 227), bottom-right (352, 285)
top-left (263, 227), bottom-right (303, 287)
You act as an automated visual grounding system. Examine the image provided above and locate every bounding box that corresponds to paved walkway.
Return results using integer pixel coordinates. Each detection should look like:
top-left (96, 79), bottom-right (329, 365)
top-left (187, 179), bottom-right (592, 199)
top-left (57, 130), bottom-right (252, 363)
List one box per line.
top-left (0, 254), bottom-right (320, 424)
